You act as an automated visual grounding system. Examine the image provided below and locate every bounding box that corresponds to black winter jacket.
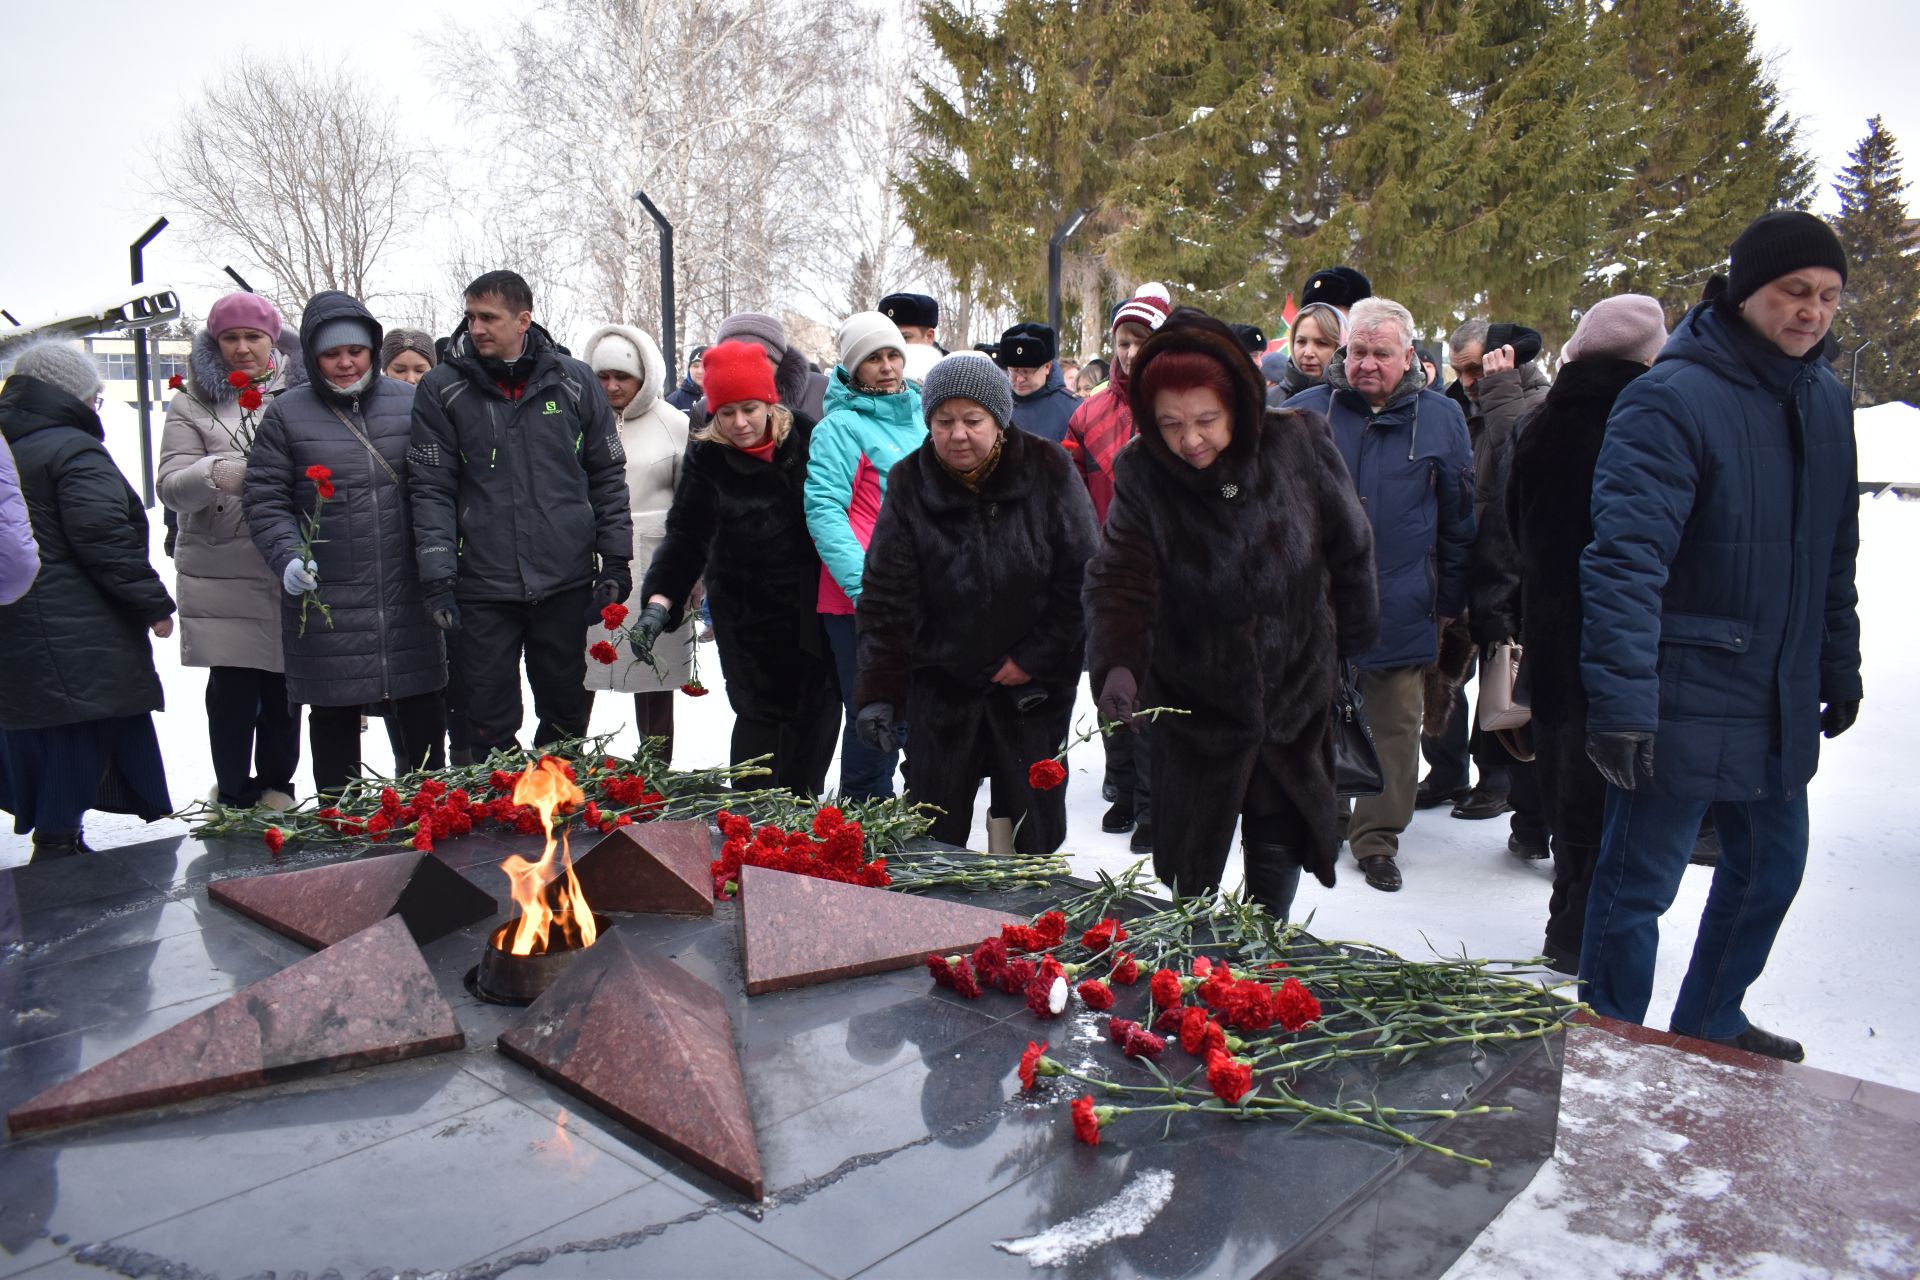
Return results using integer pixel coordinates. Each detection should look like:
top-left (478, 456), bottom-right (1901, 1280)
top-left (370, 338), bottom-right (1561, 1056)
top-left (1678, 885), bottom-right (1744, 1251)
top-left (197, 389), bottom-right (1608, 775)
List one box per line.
top-left (244, 292), bottom-right (445, 707)
top-left (855, 427), bottom-right (1099, 710)
top-left (640, 416), bottom-right (832, 722)
top-left (1009, 365), bottom-right (1080, 444)
top-left (408, 322), bottom-right (632, 603)
top-left (0, 376), bottom-right (173, 729)
top-left (1463, 361), bottom-right (1551, 643)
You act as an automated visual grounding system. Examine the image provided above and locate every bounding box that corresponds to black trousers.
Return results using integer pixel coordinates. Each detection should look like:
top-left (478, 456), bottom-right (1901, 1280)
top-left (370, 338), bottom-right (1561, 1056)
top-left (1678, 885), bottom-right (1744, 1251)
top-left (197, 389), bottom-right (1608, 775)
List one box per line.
top-left (1100, 716), bottom-right (1154, 825)
top-left (457, 586), bottom-right (595, 754)
top-left (311, 692), bottom-right (446, 802)
top-left (205, 666), bottom-right (301, 806)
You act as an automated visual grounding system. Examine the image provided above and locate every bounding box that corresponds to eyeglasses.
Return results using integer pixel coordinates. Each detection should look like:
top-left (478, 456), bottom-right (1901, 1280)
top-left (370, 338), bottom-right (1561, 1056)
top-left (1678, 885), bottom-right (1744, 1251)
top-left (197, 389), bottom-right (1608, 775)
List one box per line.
top-left (91, 394), bottom-right (106, 411)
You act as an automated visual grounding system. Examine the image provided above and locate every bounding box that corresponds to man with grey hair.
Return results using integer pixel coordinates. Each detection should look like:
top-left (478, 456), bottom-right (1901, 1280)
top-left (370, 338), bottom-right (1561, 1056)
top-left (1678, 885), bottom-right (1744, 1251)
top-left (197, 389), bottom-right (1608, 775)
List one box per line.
top-left (1284, 296), bottom-right (1474, 892)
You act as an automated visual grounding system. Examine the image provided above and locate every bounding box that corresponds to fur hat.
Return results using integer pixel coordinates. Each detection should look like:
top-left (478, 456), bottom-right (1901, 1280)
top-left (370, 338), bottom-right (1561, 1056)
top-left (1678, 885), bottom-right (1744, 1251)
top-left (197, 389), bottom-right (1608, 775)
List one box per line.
top-left (879, 292), bottom-right (939, 329)
top-left (1727, 210), bottom-right (1848, 306)
top-left (1300, 266), bottom-right (1372, 310)
top-left (701, 340), bottom-right (777, 410)
top-left (1228, 323), bottom-right (1267, 355)
top-left (1113, 283), bottom-right (1172, 334)
top-left (1564, 294), bottom-right (1669, 365)
top-left (379, 328), bottom-right (436, 373)
top-left (205, 292), bottom-right (283, 340)
top-left (587, 330), bottom-right (644, 379)
top-left (838, 311), bottom-right (907, 374)
top-left (715, 311), bottom-right (787, 358)
top-left (921, 352), bottom-right (1013, 428)
top-left (8, 341), bottom-right (102, 403)
top-left (994, 322), bottom-right (1056, 369)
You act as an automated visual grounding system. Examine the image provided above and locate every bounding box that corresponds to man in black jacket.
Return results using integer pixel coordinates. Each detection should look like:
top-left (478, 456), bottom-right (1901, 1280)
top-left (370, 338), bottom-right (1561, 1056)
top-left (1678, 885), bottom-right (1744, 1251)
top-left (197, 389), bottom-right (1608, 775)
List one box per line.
top-left (408, 271), bottom-right (632, 754)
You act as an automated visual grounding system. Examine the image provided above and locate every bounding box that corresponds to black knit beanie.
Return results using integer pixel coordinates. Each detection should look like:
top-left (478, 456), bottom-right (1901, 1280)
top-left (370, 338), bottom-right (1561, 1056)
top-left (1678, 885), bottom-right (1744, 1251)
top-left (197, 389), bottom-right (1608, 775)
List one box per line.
top-left (1726, 211), bottom-right (1848, 306)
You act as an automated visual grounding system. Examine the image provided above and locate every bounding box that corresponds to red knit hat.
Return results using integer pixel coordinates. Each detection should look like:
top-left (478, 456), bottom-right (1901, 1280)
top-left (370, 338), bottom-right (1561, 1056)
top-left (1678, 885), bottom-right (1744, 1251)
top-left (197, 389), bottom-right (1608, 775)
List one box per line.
top-left (701, 339), bottom-right (778, 409)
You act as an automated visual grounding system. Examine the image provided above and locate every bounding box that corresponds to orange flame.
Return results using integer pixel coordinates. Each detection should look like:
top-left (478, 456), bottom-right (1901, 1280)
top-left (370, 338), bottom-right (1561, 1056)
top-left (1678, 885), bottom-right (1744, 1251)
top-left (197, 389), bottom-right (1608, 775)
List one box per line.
top-left (492, 757), bottom-right (597, 955)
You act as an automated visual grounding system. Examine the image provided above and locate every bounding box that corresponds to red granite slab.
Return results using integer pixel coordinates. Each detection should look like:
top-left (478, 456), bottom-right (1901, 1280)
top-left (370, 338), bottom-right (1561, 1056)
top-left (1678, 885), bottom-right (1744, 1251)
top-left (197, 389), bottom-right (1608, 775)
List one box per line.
top-left (7, 916), bottom-right (465, 1134)
top-left (571, 821), bottom-right (713, 915)
top-left (497, 934), bottom-right (763, 1198)
top-left (207, 850), bottom-right (496, 950)
top-left (738, 864), bottom-right (1025, 995)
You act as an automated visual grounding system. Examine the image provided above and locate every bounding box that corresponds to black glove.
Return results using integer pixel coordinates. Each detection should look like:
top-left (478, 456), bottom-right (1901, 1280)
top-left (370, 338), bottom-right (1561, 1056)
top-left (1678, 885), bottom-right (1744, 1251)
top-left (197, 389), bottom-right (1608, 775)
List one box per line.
top-left (855, 702), bottom-right (896, 750)
top-left (627, 602), bottom-right (672, 660)
top-left (1097, 667), bottom-right (1140, 730)
top-left (424, 581), bottom-right (461, 633)
top-left (1820, 700), bottom-right (1860, 739)
top-left (593, 560), bottom-right (632, 609)
top-left (1586, 731), bottom-right (1655, 791)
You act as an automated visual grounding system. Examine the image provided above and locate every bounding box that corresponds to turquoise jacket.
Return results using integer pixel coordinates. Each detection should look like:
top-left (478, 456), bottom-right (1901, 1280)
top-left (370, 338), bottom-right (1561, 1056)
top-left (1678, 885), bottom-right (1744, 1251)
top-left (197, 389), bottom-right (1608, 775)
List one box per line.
top-left (803, 368), bottom-right (925, 609)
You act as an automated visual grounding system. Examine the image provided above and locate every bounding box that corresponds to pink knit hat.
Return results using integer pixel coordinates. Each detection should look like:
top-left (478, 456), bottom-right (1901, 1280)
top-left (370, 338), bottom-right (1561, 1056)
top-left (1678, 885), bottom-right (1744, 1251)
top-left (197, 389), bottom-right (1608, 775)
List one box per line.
top-left (1563, 294), bottom-right (1667, 365)
top-left (205, 292), bottom-right (283, 340)
top-left (1113, 283), bottom-right (1172, 334)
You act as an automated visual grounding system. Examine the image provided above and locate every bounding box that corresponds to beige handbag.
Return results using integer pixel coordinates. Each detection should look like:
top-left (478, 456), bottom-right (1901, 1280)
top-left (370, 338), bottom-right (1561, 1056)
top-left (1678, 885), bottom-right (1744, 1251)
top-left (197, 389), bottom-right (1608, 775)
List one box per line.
top-left (1477, 640), bottom-right (1532, 733)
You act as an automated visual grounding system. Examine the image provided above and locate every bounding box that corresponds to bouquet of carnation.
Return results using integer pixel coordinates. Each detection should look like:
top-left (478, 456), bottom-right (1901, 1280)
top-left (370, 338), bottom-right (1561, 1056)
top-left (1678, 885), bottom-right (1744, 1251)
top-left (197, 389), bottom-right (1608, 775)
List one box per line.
top-left (167, 369), bottom-right (268, 454)
top-left (295, 465), bottom-right (335, 637)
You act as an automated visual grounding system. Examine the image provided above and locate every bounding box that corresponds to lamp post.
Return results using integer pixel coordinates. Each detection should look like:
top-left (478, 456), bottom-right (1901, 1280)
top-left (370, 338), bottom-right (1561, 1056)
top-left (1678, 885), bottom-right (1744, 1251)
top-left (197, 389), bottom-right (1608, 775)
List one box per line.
top-left (1848, 339), bottom-right (1876, 406)
top-left (1046, 207), bottom-right (1090, 337)
top-left (223, 266), bottom-right (256, 293)
top-left (632, 190), bottom-right (676, 377)
top-left (130, 217), bottom-right (168, 508)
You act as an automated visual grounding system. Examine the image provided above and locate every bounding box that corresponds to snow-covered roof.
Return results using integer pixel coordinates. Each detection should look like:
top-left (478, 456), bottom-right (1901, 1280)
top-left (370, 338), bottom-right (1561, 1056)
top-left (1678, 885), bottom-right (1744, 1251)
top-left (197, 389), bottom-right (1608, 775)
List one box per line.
top-left (1856, 402), bottom-right (1920, 487)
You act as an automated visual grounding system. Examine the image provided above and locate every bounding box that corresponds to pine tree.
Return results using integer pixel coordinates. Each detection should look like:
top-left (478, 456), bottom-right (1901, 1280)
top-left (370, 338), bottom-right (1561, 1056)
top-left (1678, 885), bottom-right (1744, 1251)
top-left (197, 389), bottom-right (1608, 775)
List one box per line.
top-left (1830, 117), bottom-right (1920, 407)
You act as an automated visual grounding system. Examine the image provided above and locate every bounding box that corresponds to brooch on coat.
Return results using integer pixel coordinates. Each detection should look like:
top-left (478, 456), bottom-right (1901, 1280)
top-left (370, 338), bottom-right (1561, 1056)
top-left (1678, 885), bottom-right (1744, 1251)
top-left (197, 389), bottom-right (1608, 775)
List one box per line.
top-left (1220, 483), bottom-right (1240, 500)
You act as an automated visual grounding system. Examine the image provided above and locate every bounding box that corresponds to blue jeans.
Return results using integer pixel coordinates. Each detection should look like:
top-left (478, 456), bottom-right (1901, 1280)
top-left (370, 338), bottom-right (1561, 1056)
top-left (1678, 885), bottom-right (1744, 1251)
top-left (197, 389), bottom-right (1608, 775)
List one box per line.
top-left (822, 613), bottom-right (899, 800)
top-left (1580, 786), bottom-right (1809, 1039)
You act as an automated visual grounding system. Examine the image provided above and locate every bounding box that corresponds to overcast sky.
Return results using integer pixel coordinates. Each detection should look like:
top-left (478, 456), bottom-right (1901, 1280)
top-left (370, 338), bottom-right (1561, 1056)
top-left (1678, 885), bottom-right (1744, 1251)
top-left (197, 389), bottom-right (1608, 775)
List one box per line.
top-left (0, 0), bottom-right (1912, 327)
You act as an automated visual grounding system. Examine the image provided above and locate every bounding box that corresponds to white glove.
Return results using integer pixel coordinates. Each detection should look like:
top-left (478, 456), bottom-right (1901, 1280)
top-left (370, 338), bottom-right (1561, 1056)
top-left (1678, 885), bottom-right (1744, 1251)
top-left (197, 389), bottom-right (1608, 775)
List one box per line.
top-left (211, 459), bottom-right (246, 494)
top-left (282, 558), bottom-right (318, 595)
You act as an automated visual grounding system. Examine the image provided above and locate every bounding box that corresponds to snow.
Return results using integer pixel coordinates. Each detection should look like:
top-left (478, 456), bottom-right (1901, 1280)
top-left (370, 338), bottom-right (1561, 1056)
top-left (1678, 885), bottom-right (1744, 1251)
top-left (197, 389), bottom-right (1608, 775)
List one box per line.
top-left (1854, 401), bottom-right (1920, 489)
top-left (992, 1168), bottom-right (1175, 1267)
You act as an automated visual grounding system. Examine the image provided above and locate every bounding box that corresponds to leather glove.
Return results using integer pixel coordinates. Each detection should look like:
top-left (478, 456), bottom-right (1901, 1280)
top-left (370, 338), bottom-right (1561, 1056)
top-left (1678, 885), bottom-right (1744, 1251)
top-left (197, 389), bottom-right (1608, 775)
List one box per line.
top-left (855, 702), bottom-right (896, 751)
top-left (593, 560), bottom-right (633, 610)
top-left (1097, 667), bottom-right (1140, 730)
top-left (1820, 700), bottom-right (1860, 739)
top-left (424, 580), bottom-right (461, 632)
top-left (281, 557), bottom-right (318, 596)
top-left (627, 602), bottom-right (672, 659)
top-left (211, 458), bottom-right (246, 494)
top-left (1586, 731), bottom-right (1655, 791)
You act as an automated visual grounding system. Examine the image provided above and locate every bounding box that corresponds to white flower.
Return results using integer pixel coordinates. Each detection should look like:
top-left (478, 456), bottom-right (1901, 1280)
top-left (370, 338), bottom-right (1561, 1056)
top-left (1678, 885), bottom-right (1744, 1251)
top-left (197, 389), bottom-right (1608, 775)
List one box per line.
top-left (1048, 975), bottom-right (1069, 1015)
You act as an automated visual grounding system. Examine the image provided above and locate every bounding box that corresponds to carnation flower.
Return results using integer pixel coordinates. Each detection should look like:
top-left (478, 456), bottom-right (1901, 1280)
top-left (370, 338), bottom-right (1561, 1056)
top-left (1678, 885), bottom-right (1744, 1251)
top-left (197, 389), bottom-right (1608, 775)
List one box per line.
top-left (1110, 953), bottom-right (1141, 985)
top-left (227, 370), bottom-right (252, 389)
top-left (589, 640), bottom-right (619, 665)
top-left (1071, 1096), bottom-right (1105, 1146)
top-left (680, 681), bottom-right (709, 696)
top-left (1077, 979), bottom-right (1115, 1011)
top-left (1205, 1050), bottom-right (1254, 1105)
top-left (1017, 1040), bottom-right (1064, 1091)
top-left (1032, 911), bottom-right (1068, 948)
top-left (1079, 918), bottom-right (1128, 952)
top-left (600, 602), bottom-right (629, 630)
top-left (263, 827), bottom-right (285, 854)
top-left (238, 387), bottom-right (264, 412)
top-left (1027, 759), bottom-right (1067, 791)
top-left (1274, 976), bottom-right (1322, 1032)
top-left (167, 374), bottom-right (184, 390)
top-left (1150, 968), bottom-right (1183, 1009)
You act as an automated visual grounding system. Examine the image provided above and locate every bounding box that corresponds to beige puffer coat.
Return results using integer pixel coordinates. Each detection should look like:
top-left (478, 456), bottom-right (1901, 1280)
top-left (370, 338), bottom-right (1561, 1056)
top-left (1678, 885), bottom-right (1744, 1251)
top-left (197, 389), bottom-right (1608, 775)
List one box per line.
top-left (580, 324), bottom-right (695, 693)
top-left (157, 328), bottom-right (302, 671)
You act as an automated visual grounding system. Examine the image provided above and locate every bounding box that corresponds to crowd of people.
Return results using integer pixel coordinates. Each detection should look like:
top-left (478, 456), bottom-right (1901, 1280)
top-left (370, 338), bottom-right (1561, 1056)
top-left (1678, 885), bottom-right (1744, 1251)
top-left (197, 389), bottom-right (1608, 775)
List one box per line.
top-left (0, 208), bottom-right (1863, 1060)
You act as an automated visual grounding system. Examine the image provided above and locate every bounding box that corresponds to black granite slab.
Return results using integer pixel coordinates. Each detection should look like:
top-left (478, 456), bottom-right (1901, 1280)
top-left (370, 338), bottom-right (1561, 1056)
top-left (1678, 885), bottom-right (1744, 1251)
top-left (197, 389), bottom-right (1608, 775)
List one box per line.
top-left (0, 830), bottom-right (1562, 1279)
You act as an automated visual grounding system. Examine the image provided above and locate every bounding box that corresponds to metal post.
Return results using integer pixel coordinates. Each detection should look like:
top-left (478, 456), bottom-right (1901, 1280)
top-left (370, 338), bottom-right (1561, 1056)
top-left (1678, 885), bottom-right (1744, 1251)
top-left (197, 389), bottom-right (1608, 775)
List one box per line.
top-left (1848, 340), bottom-right (1875, 405)
top-left (0, 309), bottom-right (18, 326)
top-left (130, 218), bottom-right (168, 507)
top-left (632, 191), bottom-right (676, 378)
top-left (223, 266), bottom-right (256, 293)
top-left (1046, 208), bottom-right (1090, 337)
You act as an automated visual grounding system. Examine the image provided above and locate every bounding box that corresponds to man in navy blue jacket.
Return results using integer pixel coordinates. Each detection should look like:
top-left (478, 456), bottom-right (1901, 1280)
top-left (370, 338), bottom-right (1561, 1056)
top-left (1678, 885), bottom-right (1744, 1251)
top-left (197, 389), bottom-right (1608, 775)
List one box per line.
top-left (1580, 212), bottom-right (1861, 1062)
top-left (1285, 297), bottom-right (1474, 892)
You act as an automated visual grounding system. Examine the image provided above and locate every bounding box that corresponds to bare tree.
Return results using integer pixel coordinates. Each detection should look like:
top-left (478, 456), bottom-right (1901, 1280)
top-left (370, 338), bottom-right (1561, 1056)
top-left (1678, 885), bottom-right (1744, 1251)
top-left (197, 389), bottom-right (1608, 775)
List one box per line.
top-left (149, 57), bottom-right (420, 314)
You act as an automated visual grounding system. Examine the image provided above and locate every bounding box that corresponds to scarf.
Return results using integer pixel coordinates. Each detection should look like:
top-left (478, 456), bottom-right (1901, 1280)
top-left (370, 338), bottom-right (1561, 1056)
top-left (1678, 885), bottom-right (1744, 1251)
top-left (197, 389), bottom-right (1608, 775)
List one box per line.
top-left (939, 431), bottom-right (1003, 492)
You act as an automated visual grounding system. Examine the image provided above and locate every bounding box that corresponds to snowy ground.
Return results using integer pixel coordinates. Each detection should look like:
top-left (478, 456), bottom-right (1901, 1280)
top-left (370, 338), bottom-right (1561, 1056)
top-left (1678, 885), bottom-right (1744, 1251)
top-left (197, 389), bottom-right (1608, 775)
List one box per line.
top-left (7, 412), bottom-right (1918, 1104)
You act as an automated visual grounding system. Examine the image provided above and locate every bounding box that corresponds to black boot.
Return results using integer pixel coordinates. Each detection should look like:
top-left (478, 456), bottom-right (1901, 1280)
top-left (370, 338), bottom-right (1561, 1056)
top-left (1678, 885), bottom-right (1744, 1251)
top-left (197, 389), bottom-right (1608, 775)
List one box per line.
top-left (1102, 798), bottom-right (1136, 834)
top-left (30, 829), bottom-right (85, 863)
top-left (1129, 823), bottom-right (1153, 853)
top-left (1693, 1023), bottom-right (1804, 1063)
top-left (1242, 844), bottom-right (1302, 921)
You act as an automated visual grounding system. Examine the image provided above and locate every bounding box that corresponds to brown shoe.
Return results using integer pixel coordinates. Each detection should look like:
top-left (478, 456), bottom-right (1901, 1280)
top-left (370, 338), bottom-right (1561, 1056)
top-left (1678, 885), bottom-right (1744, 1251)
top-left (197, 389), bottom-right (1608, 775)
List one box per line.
top-left (1357, 854), bottom-right (1401, 892)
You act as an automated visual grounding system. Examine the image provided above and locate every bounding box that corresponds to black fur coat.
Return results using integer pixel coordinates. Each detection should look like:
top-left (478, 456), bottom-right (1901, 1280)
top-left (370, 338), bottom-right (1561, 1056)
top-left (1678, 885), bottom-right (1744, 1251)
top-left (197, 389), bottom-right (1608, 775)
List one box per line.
top-left (1085, 320), bottom-right (1379, 889)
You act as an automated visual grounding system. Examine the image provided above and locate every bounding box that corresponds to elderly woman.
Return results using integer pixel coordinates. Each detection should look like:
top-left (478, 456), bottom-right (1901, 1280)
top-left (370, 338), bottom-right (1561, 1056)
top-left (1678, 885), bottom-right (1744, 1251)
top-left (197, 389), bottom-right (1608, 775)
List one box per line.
top-left (629, 340), bottom-right (838, 794)
top-left (158, 292), bottom-right (304, 810)
top-left (854, 356), bottom-right (1098, 854)
top-left (0, 343), bottom-right (176, 860)
top-left (582, 322), bottom-right (694, 759)
top-left (1086, 310), bottom-right (1378, 918)
top-left (245, 292), bottom-right (446, 801)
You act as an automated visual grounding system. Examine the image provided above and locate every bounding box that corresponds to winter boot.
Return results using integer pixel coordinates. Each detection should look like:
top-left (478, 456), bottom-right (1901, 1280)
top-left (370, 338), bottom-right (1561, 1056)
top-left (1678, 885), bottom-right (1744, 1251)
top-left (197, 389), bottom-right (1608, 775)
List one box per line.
top-left (1129, 823), bottom-right (1153, 853)
top-left (1241, 844), bottom-right (1303, 921)
top-left (30, 830), bottom-right (85, 863)
top-left (1102, 798), bottom-right (1136, 834)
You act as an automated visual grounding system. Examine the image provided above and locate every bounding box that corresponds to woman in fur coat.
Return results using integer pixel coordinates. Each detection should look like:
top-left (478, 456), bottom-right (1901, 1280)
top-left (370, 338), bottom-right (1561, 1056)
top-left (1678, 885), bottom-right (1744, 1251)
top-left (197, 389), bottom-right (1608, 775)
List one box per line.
top-left (854, 355), bottom-right (1099, 854)
top-left (1085, 310), bottom-right (1379, 918)
top-left (158, 293), bottom-right (304, 810)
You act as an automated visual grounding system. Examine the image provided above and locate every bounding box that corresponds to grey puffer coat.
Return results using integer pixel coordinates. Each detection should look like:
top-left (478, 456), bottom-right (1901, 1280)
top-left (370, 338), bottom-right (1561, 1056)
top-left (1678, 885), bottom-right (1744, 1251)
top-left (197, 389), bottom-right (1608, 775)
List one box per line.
top-left (243, 292), bottom-right (445, 708)
top-left (157, 326), bottom-right (303, 670)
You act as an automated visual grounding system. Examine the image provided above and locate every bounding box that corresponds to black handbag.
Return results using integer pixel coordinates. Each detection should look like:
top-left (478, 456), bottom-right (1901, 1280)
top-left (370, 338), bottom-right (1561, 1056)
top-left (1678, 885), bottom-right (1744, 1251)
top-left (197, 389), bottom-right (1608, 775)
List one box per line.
top-left (1333, 662), bottom-right (1386, 798)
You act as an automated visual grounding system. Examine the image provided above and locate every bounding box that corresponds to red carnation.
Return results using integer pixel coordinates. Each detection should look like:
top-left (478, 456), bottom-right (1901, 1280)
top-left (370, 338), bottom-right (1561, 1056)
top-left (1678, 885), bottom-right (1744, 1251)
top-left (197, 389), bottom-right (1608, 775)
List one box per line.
top-left (1027, 759), bottom-right (1067, 791)
top-left (1032, 911), bottom-right (1068, 948)
top-left (412, 826), bottom-right (434, 852)
top-left (1110, 953), bottom-right (1141, 985)
top-left (1193, 956), bottom-right (1214, 978)
top-left (600, 602), bottom-right (629, 630)
top-left (1206, 1050), bottom-right (1254, 1105)
top-left (1077, 979), bottom-right (1115, 1011)
top-left (166, 374), bottom-right (184, 390)
top-left (1224, 980), bottom-right (1275, 1032)
top-left (1150, 968), bottom-right (1183, 1009)
top-left (949, 956), bottom-right (981, 998)
top-left (1274, 977), bottom-right (1322, 1032)
top-left (811, 805), bottom-right (844, 837)
top-left (1018, 1041), bottom-right (1046, 1091)
top-left (1180, 1006), bottom-right (1226, 1057)
top-left (680, 681), bottom-right (709, 697)
top-left (927, 954), bottom-right (955, 988)
top-left (1025, 970), bottom-right (1065, 1019)
top-left (237, 387), bottom-right (264, 412)
top-left (1071, 1096), bottom-right (1103, 1146)
top-left (263, 826), bottom-right (285, 854)
top-left (1000, 956), bottom-right (1037, 996)
top-left (227, 370), bottom-right (252, 389)
top-left (584, 802), bottom-right (601, 827)
top-left (1108, 1018), bottom-right (1166, 1060)
top-left (1079, 918), bottom-right (1128, 952)
top-left (589, 640), bottom-right (619, 665)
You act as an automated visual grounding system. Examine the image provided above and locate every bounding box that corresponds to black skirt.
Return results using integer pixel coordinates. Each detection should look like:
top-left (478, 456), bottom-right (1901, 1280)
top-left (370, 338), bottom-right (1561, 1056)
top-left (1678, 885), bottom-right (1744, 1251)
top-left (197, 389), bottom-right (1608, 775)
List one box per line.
top-left (0, 714), bottom-right (171, 834)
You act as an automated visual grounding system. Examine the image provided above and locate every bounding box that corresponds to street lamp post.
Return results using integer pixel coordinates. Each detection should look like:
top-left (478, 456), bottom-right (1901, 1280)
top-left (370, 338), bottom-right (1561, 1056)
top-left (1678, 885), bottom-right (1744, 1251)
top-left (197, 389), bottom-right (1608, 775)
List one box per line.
top-left (1046, 207), bottom-right (1090, 337)
top-left (1848, 339), bottom-right (1876, 405)
top-left (130, 217), bottom-right (168, 507)
top-left (632, 190), bottom-right (676, 377)
top-left (223, 266), bottom-right (256, 293)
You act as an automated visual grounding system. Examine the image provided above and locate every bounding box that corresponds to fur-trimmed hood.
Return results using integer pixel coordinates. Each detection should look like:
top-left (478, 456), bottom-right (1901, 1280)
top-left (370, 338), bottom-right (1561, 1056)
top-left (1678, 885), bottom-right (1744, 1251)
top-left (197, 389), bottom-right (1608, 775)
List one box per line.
top-left (581, 323), bottom-right (669, 420)
top-left (188, 325), bottom-right (305, 403)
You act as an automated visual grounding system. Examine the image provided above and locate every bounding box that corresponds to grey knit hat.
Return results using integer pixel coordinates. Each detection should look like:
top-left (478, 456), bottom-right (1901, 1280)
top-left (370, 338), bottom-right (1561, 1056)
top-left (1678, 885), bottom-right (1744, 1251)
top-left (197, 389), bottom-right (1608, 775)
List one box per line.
top-left (380, 327), bottom-right (437, 372)
top-left (921, 352), bottom-right (1013, 428)
top-left (9, 341), bottom-right (102, 403)
top-left (310, 316), bottom-right (378, 356)
top-left (715, 311), bottom-right (788, 357)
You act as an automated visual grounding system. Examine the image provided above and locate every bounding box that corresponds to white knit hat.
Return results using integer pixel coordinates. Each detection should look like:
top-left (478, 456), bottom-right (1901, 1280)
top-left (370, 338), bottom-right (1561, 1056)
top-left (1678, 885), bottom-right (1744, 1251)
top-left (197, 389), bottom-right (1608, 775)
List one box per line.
top-left (588, 331), bottom-right (644, 379)
top-left (839, 311), bottom-right (907, 374)
top-left (8, 341), bottom-right (102, 403)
